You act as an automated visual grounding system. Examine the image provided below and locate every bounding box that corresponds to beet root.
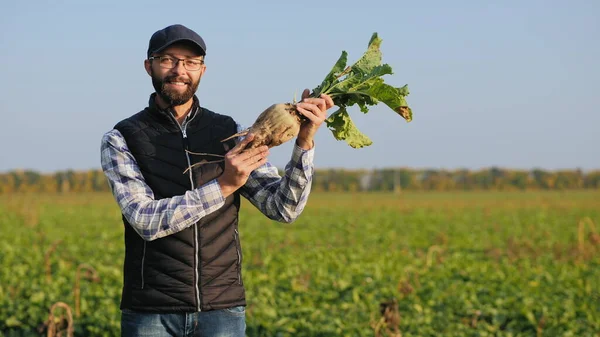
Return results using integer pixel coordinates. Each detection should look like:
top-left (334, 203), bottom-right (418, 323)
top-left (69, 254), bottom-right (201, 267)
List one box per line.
top-left (221, 103), bottom-right (303, 150)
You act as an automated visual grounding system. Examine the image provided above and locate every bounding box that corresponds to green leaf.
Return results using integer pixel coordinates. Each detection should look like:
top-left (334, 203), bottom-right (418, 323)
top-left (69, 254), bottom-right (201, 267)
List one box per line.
top-left (335, 64), bottom-right (393, 94)
top-left (30, 291), bottom-right (45, 304)
top-left (365, 82), bottom-right (413, 122)
top-left (311, 32), bottom-right (413, 148)
top-left (524, 310), bottom-right (537, 325)
top-left (352, 32), bottom-right (383, 75)
top-left (358, 101), bottom-right (369, 113)
top-left (325, 109), bottom-right (373, 148)
top-left (313, 51), bottom-right (348, 97)
top-left (352, 288), bottom-right (361, 304)
top-left (5, 316), bottom-right (21, 327)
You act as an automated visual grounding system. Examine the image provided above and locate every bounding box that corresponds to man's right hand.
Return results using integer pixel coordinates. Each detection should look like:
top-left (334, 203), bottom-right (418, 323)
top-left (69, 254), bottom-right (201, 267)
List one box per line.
top-left (217, 134), bottom-right (269, 198)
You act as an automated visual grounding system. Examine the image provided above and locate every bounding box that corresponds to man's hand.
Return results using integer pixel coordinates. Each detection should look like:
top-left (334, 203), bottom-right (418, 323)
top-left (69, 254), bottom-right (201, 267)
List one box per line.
top-left (295, 89), bottom-right (335, 150)
top-left (217, 134), bottom-right (269, 198)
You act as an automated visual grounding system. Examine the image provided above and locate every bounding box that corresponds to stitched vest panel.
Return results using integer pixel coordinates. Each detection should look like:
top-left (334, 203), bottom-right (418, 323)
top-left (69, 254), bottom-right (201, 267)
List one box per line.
top-left (114, 100), bottom-right (245, 312)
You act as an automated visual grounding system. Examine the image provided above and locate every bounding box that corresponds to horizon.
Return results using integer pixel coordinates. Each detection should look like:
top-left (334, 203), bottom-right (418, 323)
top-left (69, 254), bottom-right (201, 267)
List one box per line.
top-left (1, 0), bottom-right (598, 172)
top-left (2, 166), bottom-right (599, 175)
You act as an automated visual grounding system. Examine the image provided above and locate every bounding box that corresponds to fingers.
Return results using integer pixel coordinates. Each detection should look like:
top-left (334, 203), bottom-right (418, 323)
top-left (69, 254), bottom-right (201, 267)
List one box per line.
top-left (229, 133), bottom-right (255, 155)
top-left (296, 105), bottom-right (320, 124)
top-left (219, 134), bottom-right (271, 195)
top-left (232, 154), bottom-right (267, 176)
top-left (321, 94), bottom-right (334, 109)
top-left (222, 146), bottom-right (268, 189)
top-left (248, 156), bottom-right (268, 172)
top-left (301, 88), bottom-right (310, 100)
top-left (300, 97), bottom-right (326, 111)
top-left (299, 88), bottom-right (334, 108)
top-left (315, 98), bottom-right (326, 112)
top-left (296, 88), bottom-right (335, 125)
top-left (225, 142), bottom-right (269, 175)
top-left (235, 145), bottom-right (269, 164)
top-left (297, 101), bottom-right (326, 124)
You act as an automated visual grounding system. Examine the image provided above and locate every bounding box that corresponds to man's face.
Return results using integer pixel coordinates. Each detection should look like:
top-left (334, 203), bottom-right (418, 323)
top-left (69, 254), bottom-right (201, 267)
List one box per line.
top-left (145, 43), bottom-right (206, 107)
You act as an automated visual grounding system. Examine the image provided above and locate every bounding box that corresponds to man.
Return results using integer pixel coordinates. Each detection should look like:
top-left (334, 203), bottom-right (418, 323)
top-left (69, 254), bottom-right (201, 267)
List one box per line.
top-left (100, 24), bottom-right (334, 336)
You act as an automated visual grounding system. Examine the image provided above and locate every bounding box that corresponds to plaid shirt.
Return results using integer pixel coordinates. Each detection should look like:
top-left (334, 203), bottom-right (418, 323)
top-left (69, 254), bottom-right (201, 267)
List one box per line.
top-left (100, 124), bottom-right (314, 241)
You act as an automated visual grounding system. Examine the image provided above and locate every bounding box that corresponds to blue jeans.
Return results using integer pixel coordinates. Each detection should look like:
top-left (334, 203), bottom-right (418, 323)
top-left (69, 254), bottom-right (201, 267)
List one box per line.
top-left (120, 306), bottom-right (246, 337)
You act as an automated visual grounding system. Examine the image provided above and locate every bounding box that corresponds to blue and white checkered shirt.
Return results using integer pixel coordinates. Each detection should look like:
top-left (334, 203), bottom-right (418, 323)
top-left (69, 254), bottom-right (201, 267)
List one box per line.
top-left (100, 124), bottom-right (314, 241)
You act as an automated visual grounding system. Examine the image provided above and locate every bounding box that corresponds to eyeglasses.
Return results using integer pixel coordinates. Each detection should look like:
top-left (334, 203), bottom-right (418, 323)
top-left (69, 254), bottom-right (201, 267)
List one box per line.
top-left (148, 55), bottom-right (205, 71)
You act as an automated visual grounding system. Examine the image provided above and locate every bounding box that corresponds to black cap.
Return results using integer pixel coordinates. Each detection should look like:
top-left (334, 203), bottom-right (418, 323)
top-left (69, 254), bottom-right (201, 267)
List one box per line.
top-left (147, 24), bottom-right (206, 58)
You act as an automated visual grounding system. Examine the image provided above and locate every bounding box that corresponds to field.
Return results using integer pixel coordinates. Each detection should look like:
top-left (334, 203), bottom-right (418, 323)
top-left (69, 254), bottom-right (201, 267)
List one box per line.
top-left (1, 191), bottom-right (599, 336)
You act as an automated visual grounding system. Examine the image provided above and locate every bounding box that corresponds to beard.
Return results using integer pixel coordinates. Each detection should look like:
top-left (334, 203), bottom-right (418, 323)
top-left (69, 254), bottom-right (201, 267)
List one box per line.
top-left (151, 69), bottom-right (200, 107)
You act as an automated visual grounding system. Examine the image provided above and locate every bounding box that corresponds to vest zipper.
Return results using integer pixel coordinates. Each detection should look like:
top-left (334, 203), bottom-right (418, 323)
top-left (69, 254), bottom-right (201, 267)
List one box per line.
top-left (183, 130), bottom-right (201, 311)
top-left (234, 229), bottom-right (242, 285)
top-left (140, 241), bottom-right (146, 289)
top-left (170, 108), bottom-right (202, 311)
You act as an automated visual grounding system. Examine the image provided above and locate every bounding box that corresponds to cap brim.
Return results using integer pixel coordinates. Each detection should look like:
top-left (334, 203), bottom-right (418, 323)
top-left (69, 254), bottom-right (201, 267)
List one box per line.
top-left (151, 38), bottom-right (206, 56)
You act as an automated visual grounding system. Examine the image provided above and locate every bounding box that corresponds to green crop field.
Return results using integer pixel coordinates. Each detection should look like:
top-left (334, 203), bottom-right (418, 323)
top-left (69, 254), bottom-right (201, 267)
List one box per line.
top-left (1, 191), bottom-right (599, 336)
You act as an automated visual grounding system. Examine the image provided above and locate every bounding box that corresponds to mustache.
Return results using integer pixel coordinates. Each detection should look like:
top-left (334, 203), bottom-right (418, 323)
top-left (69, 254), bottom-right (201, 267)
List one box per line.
top-left (164, 76), bottom-right (191, 84)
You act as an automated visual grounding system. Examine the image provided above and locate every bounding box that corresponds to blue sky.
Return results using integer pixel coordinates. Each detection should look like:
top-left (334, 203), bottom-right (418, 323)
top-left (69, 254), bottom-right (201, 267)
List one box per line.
top-left (1, 0), bottom-right (598, 172)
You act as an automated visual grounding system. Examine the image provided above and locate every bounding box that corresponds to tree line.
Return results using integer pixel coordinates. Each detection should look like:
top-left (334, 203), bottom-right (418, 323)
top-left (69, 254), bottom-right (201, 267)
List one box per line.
top-left (1, 167), bottom-right (599, 194)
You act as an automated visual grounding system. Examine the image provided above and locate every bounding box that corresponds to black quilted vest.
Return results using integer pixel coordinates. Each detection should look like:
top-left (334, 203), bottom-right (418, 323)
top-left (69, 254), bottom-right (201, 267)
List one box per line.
top-left (114, 94), bottom-right (245, 312)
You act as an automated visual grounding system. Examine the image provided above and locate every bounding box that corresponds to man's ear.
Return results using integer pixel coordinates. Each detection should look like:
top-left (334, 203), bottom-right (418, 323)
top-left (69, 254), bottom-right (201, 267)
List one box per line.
top-left (144, 59), bottom-right (152, 76)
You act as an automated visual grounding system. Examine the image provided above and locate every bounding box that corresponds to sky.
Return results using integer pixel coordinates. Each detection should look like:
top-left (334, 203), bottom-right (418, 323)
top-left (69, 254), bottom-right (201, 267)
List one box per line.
top-left (1, 0), bottom-right (598, 173)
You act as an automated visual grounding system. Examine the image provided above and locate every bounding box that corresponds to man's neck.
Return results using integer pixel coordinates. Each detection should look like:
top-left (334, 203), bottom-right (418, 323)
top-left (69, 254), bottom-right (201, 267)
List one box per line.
top-left (155, 95), bottom-right (194, 125)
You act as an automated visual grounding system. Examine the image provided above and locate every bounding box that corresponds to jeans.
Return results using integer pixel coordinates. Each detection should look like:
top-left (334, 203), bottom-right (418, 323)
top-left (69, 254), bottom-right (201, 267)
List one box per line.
top-left (120, 306), bottom-right (246, 337)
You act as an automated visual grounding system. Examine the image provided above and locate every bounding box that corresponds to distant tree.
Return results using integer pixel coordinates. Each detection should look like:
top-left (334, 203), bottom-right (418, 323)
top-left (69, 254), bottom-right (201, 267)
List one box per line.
top-left (1, 168), bottom-right (599, 193)
top-left (584, 170), bottom-right (600, 189)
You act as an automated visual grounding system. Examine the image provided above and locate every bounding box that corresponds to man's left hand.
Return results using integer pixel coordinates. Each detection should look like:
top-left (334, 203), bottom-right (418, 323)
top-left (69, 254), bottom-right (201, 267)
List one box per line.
top-left (295, 89), bottom-right (335, 150)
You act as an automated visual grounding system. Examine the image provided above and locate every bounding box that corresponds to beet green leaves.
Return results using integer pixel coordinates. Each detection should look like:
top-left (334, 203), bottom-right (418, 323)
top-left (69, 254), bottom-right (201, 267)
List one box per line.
top-left (311, 33), bottom-right (413, 148)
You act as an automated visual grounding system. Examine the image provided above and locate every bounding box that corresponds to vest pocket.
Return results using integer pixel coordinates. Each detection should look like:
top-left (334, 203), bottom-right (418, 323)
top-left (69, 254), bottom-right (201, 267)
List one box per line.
top-left (234, 229), bottom-right (242, 285)
top-left (140, 241), bottom-right (147, 289)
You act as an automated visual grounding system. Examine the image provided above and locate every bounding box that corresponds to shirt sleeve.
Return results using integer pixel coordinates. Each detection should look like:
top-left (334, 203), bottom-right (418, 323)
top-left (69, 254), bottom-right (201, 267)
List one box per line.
top-left (100, 129), bottom-right (226, 241)
top-left (237, 124), bottom-right (315, 223)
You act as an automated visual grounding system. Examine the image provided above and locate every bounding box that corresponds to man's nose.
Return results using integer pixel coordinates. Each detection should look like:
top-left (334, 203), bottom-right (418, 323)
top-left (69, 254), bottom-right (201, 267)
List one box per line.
top-left (171, 59), bottom-right (187, 75)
